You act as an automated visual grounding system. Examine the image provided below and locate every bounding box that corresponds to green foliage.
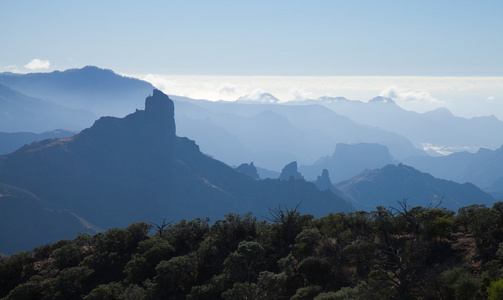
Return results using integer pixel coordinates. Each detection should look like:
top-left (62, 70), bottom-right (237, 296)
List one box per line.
top-left (221, 282), bottom-right (258, 300)
top-left (3, 204), bottom-right (503, 299)
top-left (488, 279), bottom-right (503, 300)
top-left (298, 257), bottom-right (332, 287)
top-left (223, 241), bottom-right (265, 283)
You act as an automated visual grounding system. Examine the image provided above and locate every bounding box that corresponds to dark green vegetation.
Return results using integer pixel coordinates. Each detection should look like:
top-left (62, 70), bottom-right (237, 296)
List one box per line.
top-left (4, 201), bottom-right (503, 299)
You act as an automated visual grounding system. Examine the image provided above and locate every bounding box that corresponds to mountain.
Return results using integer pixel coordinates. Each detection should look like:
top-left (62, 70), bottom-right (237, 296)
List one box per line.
top-left (171, 95), bottom-right (424, 171)
top-left (0, 66), bottom-right (154, 117)
top-left (0, 90), bottom-right (353, 232)
top-left (335, 164), bottom-right (495, 211)
top-left (299, 143), bottom-right (398, 182)
top-left (0, 83), bottom-right (95, 132)
top-left (279, 161), bottom-right (304, 181)
top-left (235, 162), bottom-right (259, 179)
top-left (403, 145), bottom-right (503, 189)
top-left (313, 169), bottom-right (358, 205)
top-left (298, 96), bottom-right (503, 155)
top-left (0, 129), bottom-right (76, 155)
top-left (0, 182), bottom-right (100, 255)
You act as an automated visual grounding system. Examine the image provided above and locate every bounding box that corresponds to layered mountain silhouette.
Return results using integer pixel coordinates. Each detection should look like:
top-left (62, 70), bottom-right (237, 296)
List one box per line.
top-left (0, 83), bottom-right (95, 132)
top-left (171, 95), bottom-right (424, 170)
top-left (0, 182), bottom-right (100, 255)
top-left (404, 145), bottom-right (503, 189)
top-left (0, 90), bottom-right (353, 237)
top-left (297, 96), bottom-right (503, 155)
top-left (0, 66), bottom-right (154, 117)
top-left (0, 129), bottom-right (76, 155)
top-left (335, 164), bottom-right (495, 211)
top-left (299, 143), bottom-right (397, 182)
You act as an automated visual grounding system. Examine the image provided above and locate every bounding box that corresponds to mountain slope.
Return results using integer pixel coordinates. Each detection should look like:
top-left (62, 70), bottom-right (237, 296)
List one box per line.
top-left (0, 83), bottom-right (95, 132)
top-left (299, 143), bottom-right (398, 182)
top-left (0, 182), bottom-right (101, 255)
top-left (335, 164), bottom-right (495, 211)
top-left (0, 130), bottom-right (76, 155)
top-left (304, 96), bottom-right (503, 154)
top-left (403, 145), bottom-right (503, 189)
top-left (0, 66), bottom-right (154, 117)
top-left (0, 90), bottom-right (353, 230)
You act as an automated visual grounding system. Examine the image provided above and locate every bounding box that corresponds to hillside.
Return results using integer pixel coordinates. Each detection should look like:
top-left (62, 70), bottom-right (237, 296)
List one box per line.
top-left (0, 130), bottom-right (76, 155)
top-left (0, 83), bottom-right (95, 132)
top-left (0, 182), bottom-right (100, 255)
top-left (335, 164), bottom-right (495, 211)
top-left (299, 143), bottom-right (397, 182)
top-left (404, 145), bottom-right (503, 189)
top-left (2, 203), bottom-right (503, 299)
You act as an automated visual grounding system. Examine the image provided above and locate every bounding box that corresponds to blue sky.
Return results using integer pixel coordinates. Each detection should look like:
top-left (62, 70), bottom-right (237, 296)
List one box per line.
top-left (1, 1), bottom-right (503, 118)
top-left (1, 0), bottom-right (502, 76)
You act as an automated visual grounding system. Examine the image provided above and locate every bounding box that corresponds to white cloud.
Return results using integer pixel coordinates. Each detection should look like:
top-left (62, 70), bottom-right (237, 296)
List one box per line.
top-left (379, 86), bottom-right (442, 103)
top-left (237, 88), bottom-right (280, 103)
top-left (288, 88), bottom-right (311, 101)
top-left (218, 83), bottom-right (238, 96)
top-left (487, 96), bottom-right (495, 101)
top-left (24, 59), bottom-right (50, 70)
top-left (1, 65), bottom-right (21, 73)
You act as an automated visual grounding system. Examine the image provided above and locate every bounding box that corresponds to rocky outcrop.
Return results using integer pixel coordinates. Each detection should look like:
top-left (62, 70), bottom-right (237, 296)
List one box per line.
top-left (279, 161), bottom-right (304, 181)
top-left (236, 162), bottom-right (259, 179)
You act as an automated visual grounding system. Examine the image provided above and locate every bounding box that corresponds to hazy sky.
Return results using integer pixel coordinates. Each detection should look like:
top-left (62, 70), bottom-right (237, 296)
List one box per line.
top-left (1, 0), bottom-right (503, 117)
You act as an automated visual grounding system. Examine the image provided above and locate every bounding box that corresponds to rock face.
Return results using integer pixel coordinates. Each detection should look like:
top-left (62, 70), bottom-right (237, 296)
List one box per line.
top-left (0, 90), bottom-right (353, 233)
top-left (335, 164), bottom-right (495, 211)
top-left (279, 161), bottom-right (305, 181)
top-left (314, 169), bottom-right (332, 191)
top-left (236, 162), bottom-right (259, 179)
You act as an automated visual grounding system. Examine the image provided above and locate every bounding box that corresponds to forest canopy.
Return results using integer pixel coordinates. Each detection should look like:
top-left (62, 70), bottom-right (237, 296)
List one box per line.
top-left (2, 201), bottom-right (503, 300)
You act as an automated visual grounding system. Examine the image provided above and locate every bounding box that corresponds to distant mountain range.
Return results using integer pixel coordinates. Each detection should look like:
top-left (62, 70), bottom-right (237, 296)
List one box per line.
top-left (299, 143), bottom-right (398, 182)
top-left (0, 83), bottom-right (95, 132)
top-left (294, 96), bottom-right (503, 155)
top-left (404, 145), bottom-right (503, 190)
top-left (171, 94), bottom-right (424, 170)
top-left (335, 164), bottom-right (495, 211)
top-left (0, 66), bottom-right (154, 117)
top-left (0, 90), bottom-right (352, 254)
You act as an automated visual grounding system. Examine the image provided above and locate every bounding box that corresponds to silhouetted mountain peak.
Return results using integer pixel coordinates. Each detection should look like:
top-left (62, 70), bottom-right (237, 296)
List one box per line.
top-left (72, 89), bottom-right (178, 152)
top-left (315, 169), bottom-right (332, 191)
top-left (279, 161), bottom-right (304, 180)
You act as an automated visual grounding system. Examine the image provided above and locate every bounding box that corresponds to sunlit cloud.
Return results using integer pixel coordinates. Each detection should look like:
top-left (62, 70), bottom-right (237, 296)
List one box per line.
top-left (379, 86), bottom-right (442, 103)
top-left (289, 88), bottom-right (311, 101)
top-left (237, 88), bottom-right (280, 103)
top-left (24, 59), bottom-right (50, 70)
top-left (128, 73), bottom-right (503, 119)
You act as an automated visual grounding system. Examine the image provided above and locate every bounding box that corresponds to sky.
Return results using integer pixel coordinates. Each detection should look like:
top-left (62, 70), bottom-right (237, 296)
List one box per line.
top-left (1, 0), bottom-right (503, 117)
